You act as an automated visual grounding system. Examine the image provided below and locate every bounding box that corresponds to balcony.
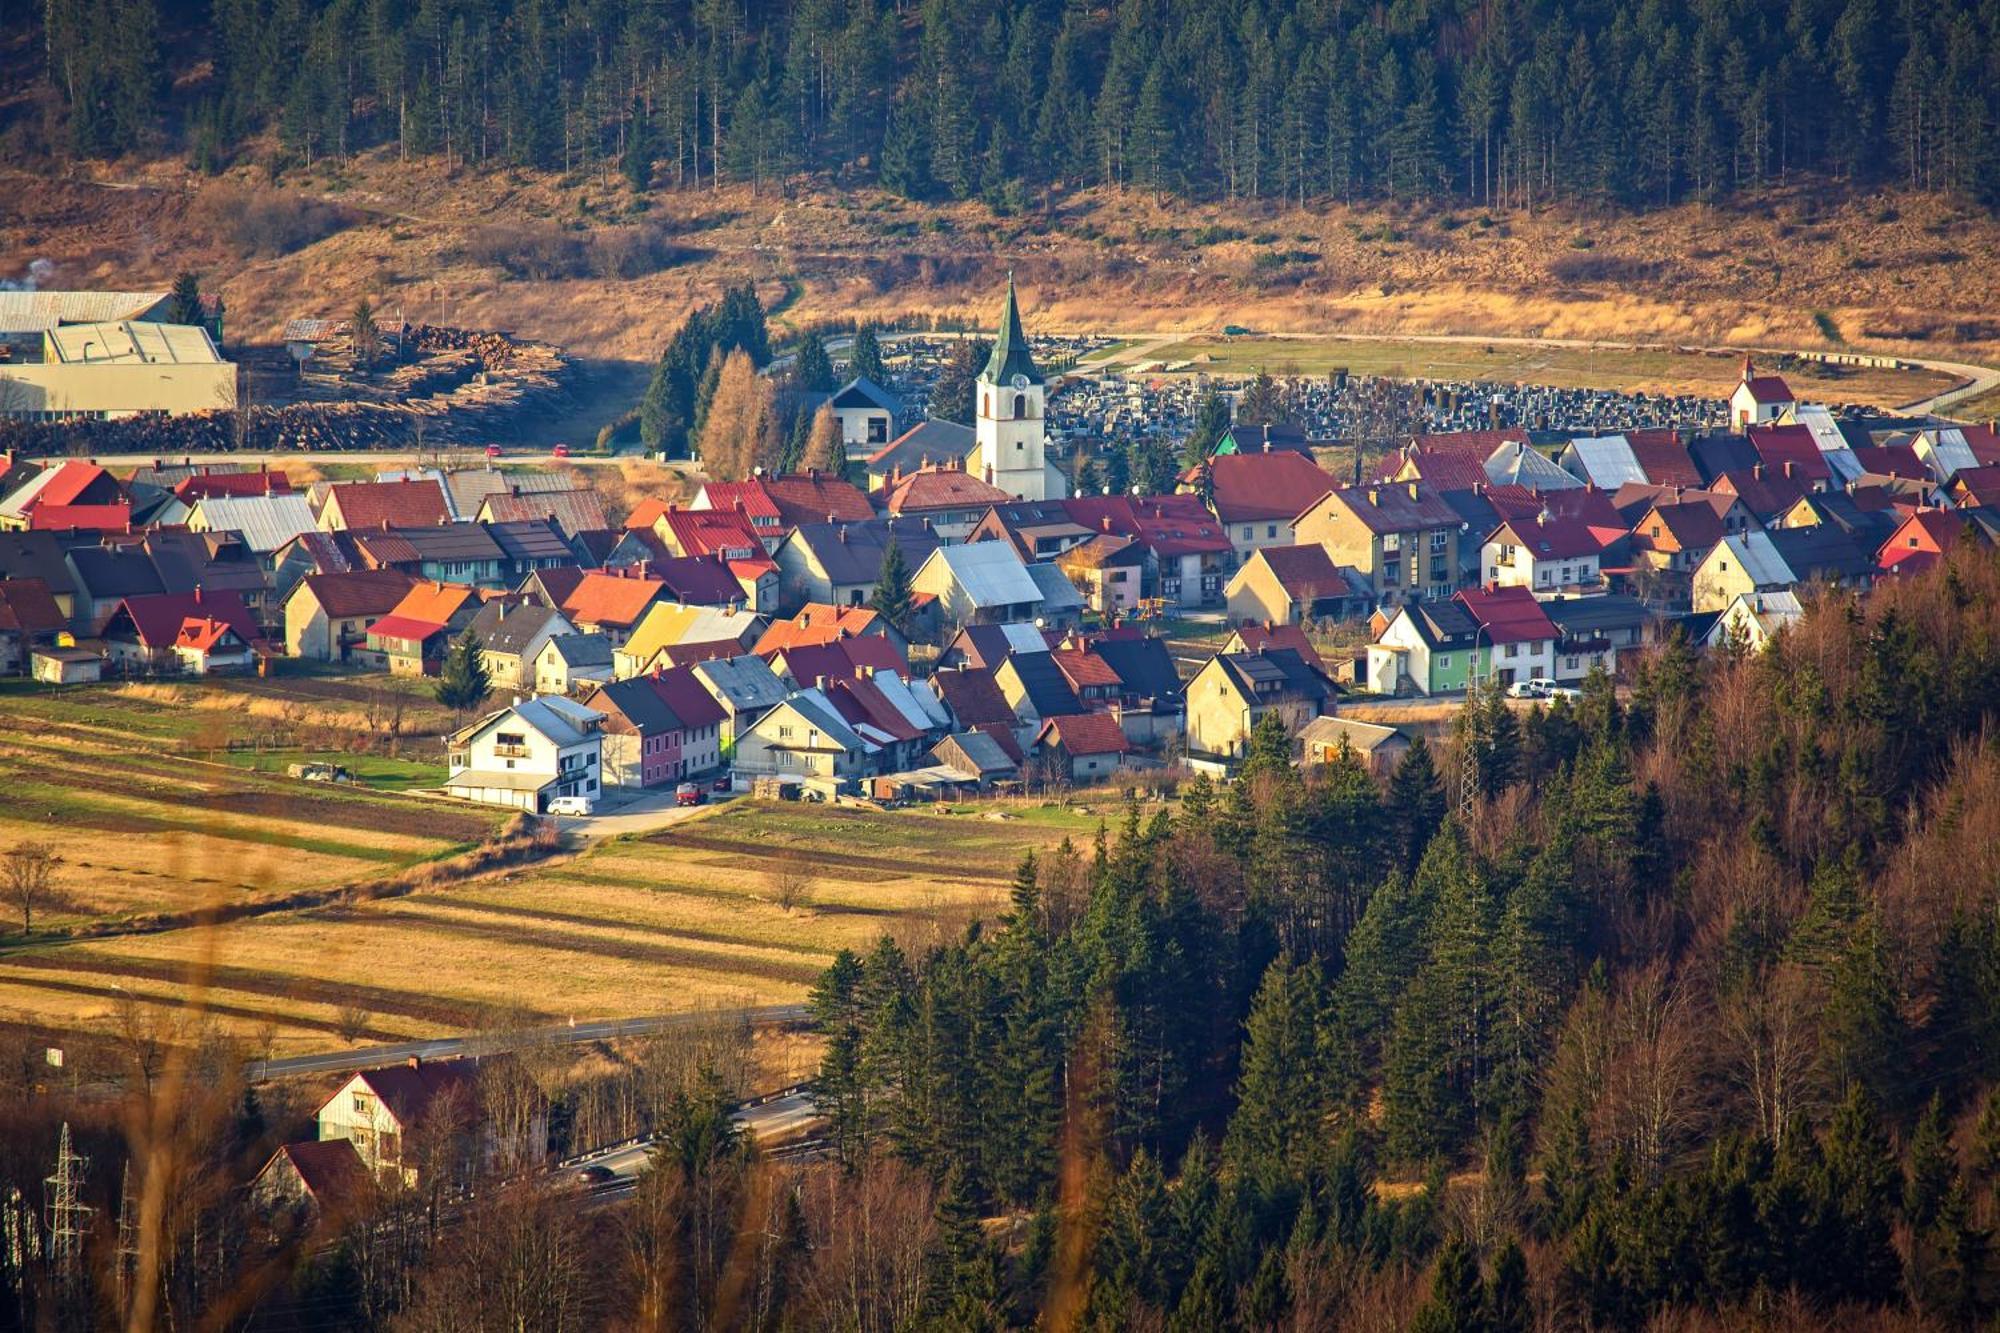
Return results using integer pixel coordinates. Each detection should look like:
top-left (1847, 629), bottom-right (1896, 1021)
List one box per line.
top-left (492, 743), bottom-right (531, 759)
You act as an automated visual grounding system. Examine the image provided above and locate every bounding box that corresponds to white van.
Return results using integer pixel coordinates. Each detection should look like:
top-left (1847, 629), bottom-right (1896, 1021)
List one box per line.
top-left (547, 795), bottom-right (595, 817)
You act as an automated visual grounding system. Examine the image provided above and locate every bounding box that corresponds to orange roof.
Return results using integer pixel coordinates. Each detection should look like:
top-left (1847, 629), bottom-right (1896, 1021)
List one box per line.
top-left (325, 479), bottom-right (450, 529)
top-left (656, 506), bottom-right (764, 559)
top-left (37, 461), bottom-right (112, 508)
top-left (753, 603), bottom-right (884, 653)
top-left (883, 467), bottom-right (1014, 514)
top-left (1051, 646), bottom-right (1122, 690)
top-left (387, 580), bottom-right (478, 624)
top-left (560, 570), bottom-right (666, 629)
top-left (625, 497), bottom-right (676, 530)
top-left (174, 616), bottom-right (241, 651)
top-left (1036, 712), bottom-right (1131, 756)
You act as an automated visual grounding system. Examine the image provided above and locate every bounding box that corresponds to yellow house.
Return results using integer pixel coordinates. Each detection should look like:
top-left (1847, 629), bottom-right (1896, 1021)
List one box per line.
top-left (1691, 531), bottom-right (1790, 613)
top-left (1184, 646), bottom-right (1337, 760)
top-left (1223, 544), bottom-right (1357, 626)
top-left (1291, 483), bottom-right (1462, 607)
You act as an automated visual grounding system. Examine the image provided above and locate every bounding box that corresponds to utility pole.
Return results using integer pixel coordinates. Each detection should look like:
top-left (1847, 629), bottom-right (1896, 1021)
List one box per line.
top-left (115, 1161), bottom-right (139, 1317)
top-left (1458, 623), bottom-right (1487, 826)
top-left (44, 1122), bottom-right (90, 1282)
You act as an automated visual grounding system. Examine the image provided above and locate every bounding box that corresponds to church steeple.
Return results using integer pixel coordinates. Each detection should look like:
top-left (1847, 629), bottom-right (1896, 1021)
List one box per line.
top-left (981, 272), bottom-right (1043, 386)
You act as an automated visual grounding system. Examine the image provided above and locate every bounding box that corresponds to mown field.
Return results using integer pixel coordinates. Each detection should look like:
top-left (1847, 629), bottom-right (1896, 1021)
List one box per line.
top-left (1149, 334), bottom-right (1957, 408)
top-left (0, 736), bottom-right (1104, 1055)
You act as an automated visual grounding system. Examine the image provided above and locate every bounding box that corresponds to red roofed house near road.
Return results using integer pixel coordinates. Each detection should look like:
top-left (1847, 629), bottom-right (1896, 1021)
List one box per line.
top-left (1034, 712), bottom-right (1132, 782)
top-left (317, 478), bottom-right (451, 532)
top-left (1454, 583), bottom-right (1560, 688)
top-left (1181, 451), bottom-right (1337, 567)
top-left (102, 589), bottom-right (263, 673)
top-left (1482, 513), bottom-right (1607, 595)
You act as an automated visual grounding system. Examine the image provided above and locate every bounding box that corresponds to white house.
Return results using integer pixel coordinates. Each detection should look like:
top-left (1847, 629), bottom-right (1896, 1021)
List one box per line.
top-left (828, 376), bottom-right (902, 456)
top-left (1730, 358), bottom-right (1795, 431)
top-left (1481, 515), bottom-right (1605, 595)
top-left (315, 1055), bottom-right (545, 1186)
top-left (1706, 589), bottom-right (1804, 652)
top-left (731, 687), bottom-right (876, 780)
top-left (444, 694), bottom-right (604, 812)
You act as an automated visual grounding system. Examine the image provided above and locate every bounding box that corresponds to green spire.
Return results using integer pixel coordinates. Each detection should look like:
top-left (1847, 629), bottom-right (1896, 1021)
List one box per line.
top-left (981, 272), bottom-right (1043, 386)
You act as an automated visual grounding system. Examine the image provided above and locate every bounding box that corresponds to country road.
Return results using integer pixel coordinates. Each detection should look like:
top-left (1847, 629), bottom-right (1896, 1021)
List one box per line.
top-left (246, 1003), bottom-right (809, 1082)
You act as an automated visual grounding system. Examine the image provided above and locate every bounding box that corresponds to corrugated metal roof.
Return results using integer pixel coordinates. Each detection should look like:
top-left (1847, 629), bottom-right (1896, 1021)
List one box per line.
top-left (190, 493), bottom-right (316, 553)
top-left (1025, 561), bottom-right (1084, 611)
top-left (1722, 530), bottom-right (1794, 587)
top-left (1564, 435), bottom-right (1647, 489)
top-left (1925, 429), bottom-right (1982, 480)
top-left (0, 291), bottom-right (166, 333)
top-left (46, 321), bottom-right (222, 365)
top-left (1485, 440), bottom-right (1583, 490)
top-left (924, 541), bottom-right (1043, 609)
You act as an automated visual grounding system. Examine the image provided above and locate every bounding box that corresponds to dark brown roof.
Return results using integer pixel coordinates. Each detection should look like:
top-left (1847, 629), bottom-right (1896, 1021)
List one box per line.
top-left (298, 569), bottom-right (416, 618)
top-left (348, 1057), bottom-right (483, 1130)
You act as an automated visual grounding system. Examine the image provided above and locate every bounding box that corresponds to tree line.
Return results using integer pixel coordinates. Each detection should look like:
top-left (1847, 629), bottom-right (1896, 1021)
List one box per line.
top-left (33, 0), bottom-right (2000, 208)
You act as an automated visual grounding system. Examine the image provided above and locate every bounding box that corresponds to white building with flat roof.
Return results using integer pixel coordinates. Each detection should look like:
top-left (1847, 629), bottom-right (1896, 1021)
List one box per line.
top-left (0, 321), bottom-right (236, 420)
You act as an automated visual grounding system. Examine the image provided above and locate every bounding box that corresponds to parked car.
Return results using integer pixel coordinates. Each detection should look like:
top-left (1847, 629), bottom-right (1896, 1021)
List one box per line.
top-left (547, 794), bottom-right (594, 816)
top-left (1506, 679), bottom-right (1549, 698)
top-left (675, 782), bottom-right (704, 807)
top-left (484, 444), bottom-right (503, 459)
top-left (712, 774), bottom-right (733, 792)
top-left (552, 443), bottom-right (571, 459)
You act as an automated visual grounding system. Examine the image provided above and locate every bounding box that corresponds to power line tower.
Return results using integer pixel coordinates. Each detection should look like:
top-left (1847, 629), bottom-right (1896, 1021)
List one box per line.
top-left (114, 1161), bottom-right (139, 1316)
top-left (44, 1122), bottom-right (91, 1281)
top-left (1458, 689), bottom-right (1480, 825)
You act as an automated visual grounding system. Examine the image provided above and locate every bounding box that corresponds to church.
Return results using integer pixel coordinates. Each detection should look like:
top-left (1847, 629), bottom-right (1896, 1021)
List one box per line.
top-left (965, 275), bottom-right (1068, 502)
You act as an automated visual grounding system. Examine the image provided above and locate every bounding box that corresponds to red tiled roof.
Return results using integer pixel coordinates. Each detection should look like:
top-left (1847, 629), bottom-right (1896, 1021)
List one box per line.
top-left (1051, 646), bottom-right (1122, 690)
top-left (386, 581), bottom-right (478, 625)
top-left (656, 506), bottom-right (764, 559)
top-left (1228, 622), bottom-right (1325, 672)
top-left (365, 613), bottom-right (449, 642)
top-left (174, 471), bottom-right (292, 501)
top-left (0, 577), bottom-right (65, 634)
top-left (29, 503), bottom-right (131, 531)
top-left (625, 497), bottom-right (677, 530)
top-left (1950, 464), bottom-right (2000, 507)
top-left (1632, 500), bottom-right (1725, 553)
top-left (1036, 712), bottom-right (1130, 756)
top-left (1849, 445), bottom-right (1926, 480)
top-left (299, 569), bottom-right (415, 618)
top-left (1407, 430), bottom-right (1527, 457)
top-left (560, 570), bottom-right (666, 629)
top-left (1741, 374), bottom-right (1794, 405)
top-left (1492, 514), bottom-right (1606, 560)
top-left (1454, 584), bottom-right (1557, 644)
top-left (324, 479), bottom-right (450, 529)
top-left (1194, 452), bottom-right (1337, 523)
top-left (767, 636), bottom-right (911, 684)
top-left (1748, 425), bottom-right (1832, 484)
top-left (1384, 449), bottom-right (1489, 491)
top-left (648, 554), bottom-right (747, 606)
top-left (882, 467), bottom-right (1014, 514)
top-left (273, 1139), bottom-right (371, 1213)
top-left (1622, 430), bottom-right (1703, 488)
top-left (702, 474), bottom-right (875, 527)
top-left (828, 672), bottom-right (924, 742)
top-left (1250, 544), bottom-right (1352, 598)
top-left (1712, 469), bottom-right (1809, 520)
top-left (649, 663), bottom-right (729, 730)
top-left (36, 461), bottom-right (113, 508)
top-left (1878, 509), bottom-right (1968, 570)
top-left (932, 667), bottom-right (1017, 730)
top-left (112, 591), bottom-right (259, 648)
top-left (174, 616), bottom-right (243, 651)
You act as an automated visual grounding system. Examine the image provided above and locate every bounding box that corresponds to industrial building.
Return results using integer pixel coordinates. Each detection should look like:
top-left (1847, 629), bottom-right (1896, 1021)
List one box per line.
top-left (0, 320), bottom-right (238, 421)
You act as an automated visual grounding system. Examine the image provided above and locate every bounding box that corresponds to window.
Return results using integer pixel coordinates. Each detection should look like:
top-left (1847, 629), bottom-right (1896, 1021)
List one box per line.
top-left (1437, 655), bottom-right (1452, 670)
top-left (1267, 524), bottom-right (1278, 539)
top-left (1242, 526), bottom-right (1253, 540)
top-left (1506, 642), bottom-right (1519, 659)
top-left (1430, 529), bottom-right (1448, 553)
top-left (353, 1094), bottom-right (371, 1115)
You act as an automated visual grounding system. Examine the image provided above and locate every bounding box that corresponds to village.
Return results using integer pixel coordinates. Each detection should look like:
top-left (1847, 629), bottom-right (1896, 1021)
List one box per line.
top-left (3, 273), bottom-right (2000, 1250)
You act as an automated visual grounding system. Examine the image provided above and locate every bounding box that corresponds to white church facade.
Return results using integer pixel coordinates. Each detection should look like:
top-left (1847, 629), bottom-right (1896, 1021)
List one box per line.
top-left (965, 276), bottom-right (1068, 502)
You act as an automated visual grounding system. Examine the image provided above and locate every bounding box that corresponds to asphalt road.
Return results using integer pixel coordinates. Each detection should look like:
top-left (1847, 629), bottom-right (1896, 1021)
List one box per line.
top-left (246, 1003), bottom-right (808, 1083)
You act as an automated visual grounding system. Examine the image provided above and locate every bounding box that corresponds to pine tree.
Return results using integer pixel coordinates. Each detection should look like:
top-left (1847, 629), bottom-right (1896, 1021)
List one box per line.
top-left (1906, 1093), bottom-right (1955, 1232)
top-left (872, 538), bottom-right (912, 633)
top-left (1410, 1236), bottom-right (1484, 1333)
top-left (621, 95), bottom-right (652, 191)
top-left (1225, 954), bottom-right (1336, 1176)
top-left (1180, 391), bottom-right (1231, 467)
top-left (350, 296), bottom-right (380, 375)
top-left (848, 323), bottom-right (887, 384)
top-left (1483, 1238), bottom-right (1533, 1333)
top-left (1385, 735), bottom-right (1446, 875)
top-left (434, 629), bottom-right (489, 711)
top-left (1818, 1083), bottom-right (1903, 1305)
top-left (929, 338), bottom-right (990, 425)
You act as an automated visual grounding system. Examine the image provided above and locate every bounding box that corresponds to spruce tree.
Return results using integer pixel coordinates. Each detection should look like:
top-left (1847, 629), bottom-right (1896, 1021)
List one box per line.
top-left (1410, 1236), bottom-right (1484, 1333)
top-left (1179, 391), bottom-right (1231, 467)
top-left (848, 323), bottom-right (887, 384)
top-left (167, 270), bottom-right (204, 326)
top-left (1385, 734), bottom-right (1446, 875)
top-left (793, 329), bottom-right (836, 393)
top-left (1225, 955), bottom-right (1335, 1175)
top-left (1905, 1093), bottom-right (1955, 1231)
top-left (872, 539), bottom-right (912, 633)
top-left (434, 630), bottom-right (489, 711)
top-left (621, 96), bottom-right (652, 190)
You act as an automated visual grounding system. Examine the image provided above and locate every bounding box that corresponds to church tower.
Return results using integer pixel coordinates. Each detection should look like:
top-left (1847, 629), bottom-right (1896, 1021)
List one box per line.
top-left (971, 274), bottom-right (1065, 501)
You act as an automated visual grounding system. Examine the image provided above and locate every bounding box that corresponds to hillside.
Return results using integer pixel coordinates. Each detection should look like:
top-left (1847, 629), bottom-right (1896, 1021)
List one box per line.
top-left (9, 156), bottom-right (2000, 393)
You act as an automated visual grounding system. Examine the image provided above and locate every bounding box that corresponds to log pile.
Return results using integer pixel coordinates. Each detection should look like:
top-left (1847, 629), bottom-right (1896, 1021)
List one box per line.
top-left (0, 326), bottom-right (574, 458)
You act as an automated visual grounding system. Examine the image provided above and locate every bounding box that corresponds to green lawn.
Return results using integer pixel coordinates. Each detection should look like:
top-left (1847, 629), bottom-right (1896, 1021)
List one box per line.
top-left (218, 749), bottom-right (447, 791)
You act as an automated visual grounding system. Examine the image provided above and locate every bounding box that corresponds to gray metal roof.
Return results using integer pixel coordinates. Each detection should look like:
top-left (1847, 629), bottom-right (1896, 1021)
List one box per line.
top-left (1562, 435), bottom-right (1646, 488)
top-left (1024, 561), bottom-right (1085, 611)
top-left (0, 291), bottom-right (166, 333)
top-left (189, 493), bottom-right (317, 553)
top-left (1719, 530), bottom-right (1794, 587)
top-left (921, 541), bottom-right (1042, 609)
top-left (692, 653), bottom-right (790, 710)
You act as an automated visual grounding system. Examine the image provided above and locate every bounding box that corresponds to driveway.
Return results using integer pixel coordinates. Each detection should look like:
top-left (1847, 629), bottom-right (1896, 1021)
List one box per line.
top-left (557, 786), bottom-right (742, 842)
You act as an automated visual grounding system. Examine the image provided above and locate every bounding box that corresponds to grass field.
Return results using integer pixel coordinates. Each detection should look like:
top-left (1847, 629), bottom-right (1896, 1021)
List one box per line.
top-left (1148, 335), bottom-right (1957, 408)
top-left (0, 787), bottom-right (1104, 1059)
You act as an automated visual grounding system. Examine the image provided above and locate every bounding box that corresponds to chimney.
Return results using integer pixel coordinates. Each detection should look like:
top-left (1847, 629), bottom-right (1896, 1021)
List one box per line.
top-left (815, 675), bottom-right (828, 691)
top-left (1783, 461), bottom-right (1795, 478)
top-left (1753, 463), bottom-right (1765, 481)
top-left (194, 583), bottom-right (202, 603)
top-left (1408, 481), bottom-right (1420, 500)
top-left (408, 1055), bottom-right (422, 1069)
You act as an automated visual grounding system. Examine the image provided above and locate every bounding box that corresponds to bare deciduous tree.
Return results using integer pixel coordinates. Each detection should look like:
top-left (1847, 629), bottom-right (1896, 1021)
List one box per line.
top-left (335, 1004), bottom-right (372, 1044)
top-left (766, 852), bottom-right (814, 913)
top-left (3, 841), bottom-right (58, 935)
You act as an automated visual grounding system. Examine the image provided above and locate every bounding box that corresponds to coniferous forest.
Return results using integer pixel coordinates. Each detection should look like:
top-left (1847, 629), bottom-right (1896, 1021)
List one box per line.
top-left (28, 0), bottom-right (2000, 209)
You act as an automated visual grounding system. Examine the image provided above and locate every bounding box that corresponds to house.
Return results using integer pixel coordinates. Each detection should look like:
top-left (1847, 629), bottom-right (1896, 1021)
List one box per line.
top-left (1366, 599), bottom-right (1482, 696)
top-left (314, 1055), bottom-right (546, 1185)
top-left (1223, 621), bottom-right (1326, 674)
top-left (1627, 495), bottom-right (1734, 589)
top-left (186, 492), bottom-right (317, 556)
top-left (753, 603), bottom-right (908, 658)
top-left (31, 645), bottom-right (101, 684)
top-left (1709, 467), bottom-right (1810, 524)
top-left (248, 1139), bottom-right (371, 1232)
top-left (1224, 545), bottom-right (1358, 626)
top-left (1181, 451), bottom-right (1335, 567)
top-left (0, 531), bottom-right (78, 621)
top-left (579, 671), bottom-right (726, 786)
top-left (1558, 430), bottom-right (1703, 490)
top-left (651, 552), bottom-right (774, 612)
top-left (444, 695), bottom-right (605, 812)
top-left (993, 651), bottom-right (1086, 733)
top-left (827, 376), bottom-right (903, 454)
top-left (1776, 490), bottom-right (1902, 554)
top-left (1024, 562), bottom-right (1085, 631)
top-left (171, 615), bottom-right (257, 674)
top-left (1877, 508), bottom-right (1973, 575)
top-left (1185, 646), bottom-right (1337, 760)
top-left (1297, 715), bottom-right (1410, 776)
top-left (1706, 590), bottom-right (1804, 652)
top-left (692, 473), bottom-right (876, 546)
top-left (1033, 713), bottom-right (1132, 782)
top-left (773, 518), bottom-right (940, 610)
top-left (733, 688), bottom-right (876, 780)
top-left (1212, 422), bottom-right (1316, 458)
top-left (825, 667), bottom-right (954, 772)
top-left (532, 632), bottom-right (615, 697)
top-left (938, 622), bottom-right (1050, 671)
top-left (1057, 534), bottom-right (1145, 616)
top-left (63, 543), bottom-right (168, 633)
top-left (1747, 425), bottom-right (1834, 492)
top-left (688, 653), bottom-right (792, 749)
top-left (1481, 514), bottom-right (1605, 595)
top-left (0, 577), bottom-right (66, 673)
top-left (910, 541), bottom-right (1044, 630)
top-left (1945, 464), bottom-right (2000, 509)
top-left (1456, 584), bottom-right (1560, 689)
top-left (877, 465), bottom-right (1015, 542)
top-left (1914, 425), bottom-right (2000, 482)
top-left (102, 589), bottom-right (262, 673)
top-left (1078, 630), bottom-right (1186, 746)
top-left (866, 419), bottom-right (978, 492)
top-left (467, 600), bottom-right (574, 690)
top-left (763, 634), bottom-right (910, 688)
top-left (485, 518), bottom-right (579, 584)
top-left (1047, 642), bottom-right (1126, 714)
top-left (616, 602), bottom-right (767, 677)
top-left (367, 581), bottom-right (484, 676)
top-left (0, 460), bottom-right (122, 531)
top-left (316, 478), bottom-right (451, 531)
top-left (350, 524), bottom-right (508, 589)
top-left (929, 730), bottom-right (1021, 786)
top-left (284, 569), bottom-right (415, 662)
top-left (558, 570), bottom-right (672, 645)
top-left (1542, 594), bottom-right (1651, 683)
top-left (1292, 482), bottom-right (1464, 606)
top-left (1484, 440), bottom-right (1585, 492)
top-left (930, 663), bottom-right (1023, 735)
top-left (474, 488), bottom-right (608, 537)
top-left (1730, 358), bottom-right (1795, 430)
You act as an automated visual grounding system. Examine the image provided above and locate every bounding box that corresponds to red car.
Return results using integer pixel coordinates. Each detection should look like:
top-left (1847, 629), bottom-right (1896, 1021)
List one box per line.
top-left (552, 443), bottom-right (571, 459)
top-left (675, 782), bottom-right (704, 807)
top-left (484, 444), bottom-right (503, 459)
